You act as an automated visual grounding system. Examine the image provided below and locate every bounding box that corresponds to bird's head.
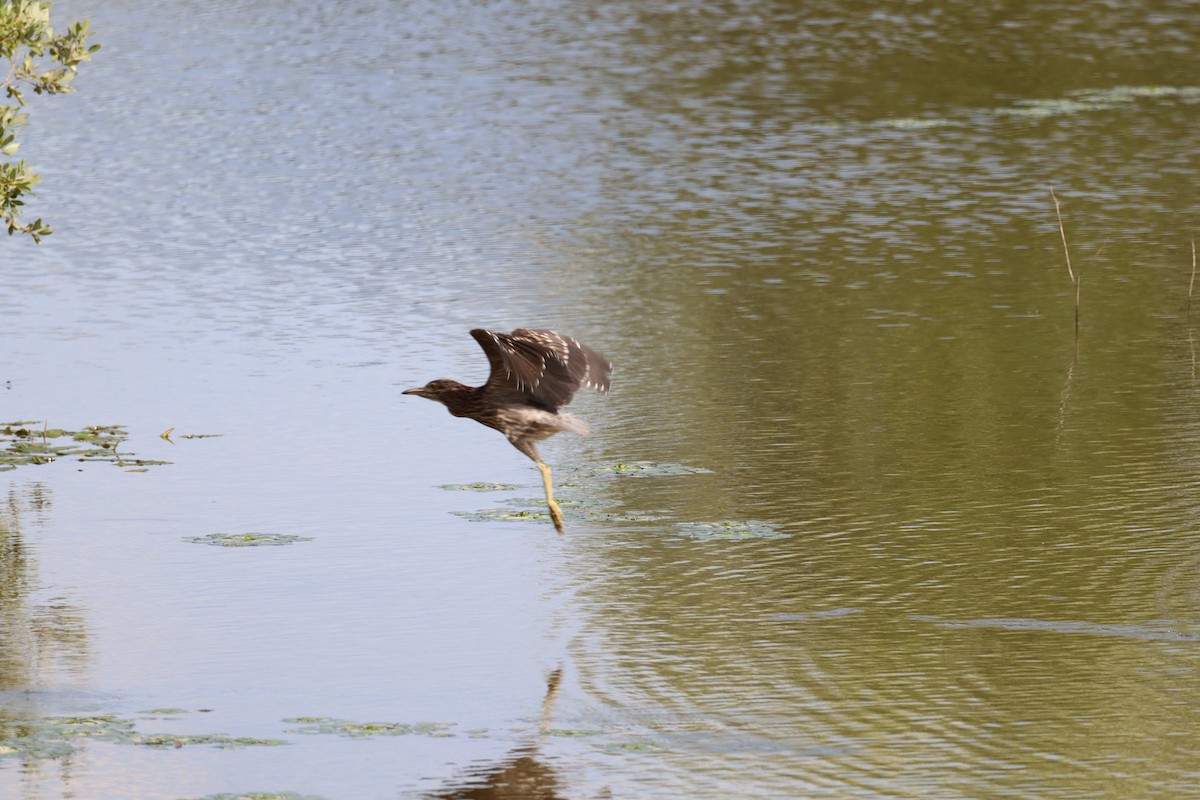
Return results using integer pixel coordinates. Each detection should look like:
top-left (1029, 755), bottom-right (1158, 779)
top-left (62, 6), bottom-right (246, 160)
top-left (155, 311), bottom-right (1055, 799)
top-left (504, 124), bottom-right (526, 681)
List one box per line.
top-left (402, 378), bottom-right (468, 404)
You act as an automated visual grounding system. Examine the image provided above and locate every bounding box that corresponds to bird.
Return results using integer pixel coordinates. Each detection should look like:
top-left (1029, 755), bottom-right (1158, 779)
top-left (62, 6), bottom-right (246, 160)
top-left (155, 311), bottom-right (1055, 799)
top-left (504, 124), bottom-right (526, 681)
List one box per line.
top-left (403, 328), bottom-right (612, 533)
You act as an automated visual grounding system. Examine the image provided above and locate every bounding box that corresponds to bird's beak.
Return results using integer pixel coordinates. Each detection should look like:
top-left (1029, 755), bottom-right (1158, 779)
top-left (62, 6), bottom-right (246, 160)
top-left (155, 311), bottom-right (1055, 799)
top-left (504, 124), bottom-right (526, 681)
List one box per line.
top-left (402, 387), bottom-right (427, 397)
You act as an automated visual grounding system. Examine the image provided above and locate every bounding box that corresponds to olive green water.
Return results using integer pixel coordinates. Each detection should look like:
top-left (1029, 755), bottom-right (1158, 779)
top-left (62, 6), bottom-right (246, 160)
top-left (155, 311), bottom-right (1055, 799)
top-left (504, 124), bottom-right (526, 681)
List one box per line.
top-left (2, 1), bottom-right (1200, 798)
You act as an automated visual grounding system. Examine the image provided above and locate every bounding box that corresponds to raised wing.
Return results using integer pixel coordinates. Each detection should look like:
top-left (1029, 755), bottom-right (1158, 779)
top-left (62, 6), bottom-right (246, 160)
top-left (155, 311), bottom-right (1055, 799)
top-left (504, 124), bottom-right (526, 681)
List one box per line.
top-left (471, 328), bottom-right (612, 411)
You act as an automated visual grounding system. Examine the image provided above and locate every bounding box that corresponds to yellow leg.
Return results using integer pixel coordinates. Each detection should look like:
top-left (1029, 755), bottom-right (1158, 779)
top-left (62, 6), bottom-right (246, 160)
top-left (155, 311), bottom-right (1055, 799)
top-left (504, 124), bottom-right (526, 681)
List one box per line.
top-left (536, 460), bottom-right (565, 533)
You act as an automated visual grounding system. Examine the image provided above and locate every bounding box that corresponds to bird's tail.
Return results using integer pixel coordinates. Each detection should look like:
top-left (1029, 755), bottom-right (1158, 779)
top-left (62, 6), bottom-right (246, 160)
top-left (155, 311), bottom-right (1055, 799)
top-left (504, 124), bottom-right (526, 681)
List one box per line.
top-left (555, 413), bottom-right (590, 437)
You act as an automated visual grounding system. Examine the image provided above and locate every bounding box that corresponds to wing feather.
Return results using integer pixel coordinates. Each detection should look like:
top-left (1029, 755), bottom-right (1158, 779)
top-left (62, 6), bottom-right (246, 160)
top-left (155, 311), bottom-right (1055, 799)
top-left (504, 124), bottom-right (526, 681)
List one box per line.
top-left (471, 328), bottom-right (611, 411)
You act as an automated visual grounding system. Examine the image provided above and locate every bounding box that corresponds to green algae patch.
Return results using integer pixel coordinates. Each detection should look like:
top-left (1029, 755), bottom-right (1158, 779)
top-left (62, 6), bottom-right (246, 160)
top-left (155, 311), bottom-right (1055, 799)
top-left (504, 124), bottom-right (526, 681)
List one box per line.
top-left (439, 482), bottom-right (522, 491)
top-left (283, 717), bottom-right (452, 738)
top-left (139, 707), bottom-right (190, 716)
top-left (184, 532), bottom-right (313, 547)
top-left (675, 520), bottom-right (786, 541)
top-left (0, 712), bottom-right (284, 760)
top-left (444, 461), bottom-right (710, 524)
top-left (577, 461), bottom-right (713, 478)
top-left (0, 715), bottom-right (133, 759)
top-left (545, 728), bottom-right (603, 738)
top-left (453, 505), bottom-right (663, 524)
top-left (451, 507), bottom-right (551, 524)
top-left (1, 422), bottom-right (171, 471)
top-left (194, 795), bottom-right (325, 800)
top-left (132, 733), bottom-right (287, 749)
top-left (502, 497), bottom-right (664, 522)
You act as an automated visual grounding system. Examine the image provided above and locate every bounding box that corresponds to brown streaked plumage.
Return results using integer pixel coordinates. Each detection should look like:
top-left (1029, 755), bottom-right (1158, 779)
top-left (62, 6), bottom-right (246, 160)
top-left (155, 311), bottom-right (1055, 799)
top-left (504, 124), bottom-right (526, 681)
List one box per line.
top-left (404, 328), bottom-right (612, 532)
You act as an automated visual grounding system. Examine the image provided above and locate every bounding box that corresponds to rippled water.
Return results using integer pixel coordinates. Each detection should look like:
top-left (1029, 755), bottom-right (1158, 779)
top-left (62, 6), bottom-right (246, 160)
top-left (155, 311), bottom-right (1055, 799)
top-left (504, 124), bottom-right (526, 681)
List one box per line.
top-left (3, 1), bottom-right (1200, 797)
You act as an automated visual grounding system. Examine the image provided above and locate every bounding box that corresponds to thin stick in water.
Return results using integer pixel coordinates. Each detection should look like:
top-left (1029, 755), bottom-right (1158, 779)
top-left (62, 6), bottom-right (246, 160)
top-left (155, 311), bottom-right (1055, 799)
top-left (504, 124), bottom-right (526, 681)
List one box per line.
top-left (1051, 188), bottom-right (1079, 335)
top-left (1189, 238), bottom-right (1197, 319)
top-left (1051, 188), bottom-right (1075, 287)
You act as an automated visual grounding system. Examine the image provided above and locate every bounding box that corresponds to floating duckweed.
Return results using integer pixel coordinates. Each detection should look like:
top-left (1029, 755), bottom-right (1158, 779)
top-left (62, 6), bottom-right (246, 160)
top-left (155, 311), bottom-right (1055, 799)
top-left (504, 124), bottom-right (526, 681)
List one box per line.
top-left (283, 717), bottom-right (452, 738)
top-left (184, 533), bottom-right (313, 547)
top-left (439, 482), bottom-right (522, 491)
top-left (675, 520), bottom-right (786, 541)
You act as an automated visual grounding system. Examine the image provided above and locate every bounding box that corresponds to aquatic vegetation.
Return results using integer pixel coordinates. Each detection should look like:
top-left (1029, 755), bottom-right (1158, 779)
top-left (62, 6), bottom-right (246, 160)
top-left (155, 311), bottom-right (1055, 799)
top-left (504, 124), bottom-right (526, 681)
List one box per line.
top-left (0, 715), bottom-right (132, 759)
top-left (189, 795), bottom-right (319, 800)
top-left (453, 505), bottom-right (663, 524)
top-left (446, 461), bottom-right (709, 523)
top-left (0, 713), bottom-right (283, 760)
top-left (544, 728), bottom-right (603, 738)
top-left (675, 520), bottom-right (786, 541)
top-left (439, 482), bottom-right (522, 491)
top-left (282, 717), bottom-right (452, 738)
top-left (161, 427), bottom-right (223, 441)
top-left (451, 507), bottom-right (553, 523)
top-left (0, 422), bottom-right (171, 471)
top-left (184, 533), bottom-right (313, 547)
top-left (131, 733), bottom-right (287, 749)
top-left (576, 461), bottom-right (713, 478)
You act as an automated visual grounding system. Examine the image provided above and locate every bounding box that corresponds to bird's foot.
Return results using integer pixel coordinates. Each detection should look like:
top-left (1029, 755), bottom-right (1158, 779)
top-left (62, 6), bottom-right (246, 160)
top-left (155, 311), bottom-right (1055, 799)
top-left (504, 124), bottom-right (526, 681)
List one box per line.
top-left (547, 498), bottom-right (565, 534)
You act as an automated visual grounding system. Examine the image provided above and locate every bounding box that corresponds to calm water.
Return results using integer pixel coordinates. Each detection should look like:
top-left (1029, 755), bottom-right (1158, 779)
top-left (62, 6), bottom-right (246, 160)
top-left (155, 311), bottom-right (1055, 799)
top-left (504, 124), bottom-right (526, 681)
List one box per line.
top-left (3, 1), bottom-right (1200, 797)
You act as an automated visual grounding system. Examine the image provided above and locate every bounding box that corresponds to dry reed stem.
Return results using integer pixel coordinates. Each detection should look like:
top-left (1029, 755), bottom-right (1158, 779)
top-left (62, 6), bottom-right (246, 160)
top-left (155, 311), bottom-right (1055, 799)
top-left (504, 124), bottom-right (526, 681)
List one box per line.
top-left (1051, 188), bottom-right (1075, 286)
top-left (1050, 188), bottom-right (1079, 335)
top-left (1190, 239), bottom-right (1197, 319)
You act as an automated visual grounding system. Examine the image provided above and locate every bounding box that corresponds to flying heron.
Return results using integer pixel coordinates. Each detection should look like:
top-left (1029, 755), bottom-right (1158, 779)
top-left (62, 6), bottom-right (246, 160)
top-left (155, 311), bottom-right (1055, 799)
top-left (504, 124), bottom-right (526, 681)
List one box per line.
top-left (404, 328), bottom-right (612, 532)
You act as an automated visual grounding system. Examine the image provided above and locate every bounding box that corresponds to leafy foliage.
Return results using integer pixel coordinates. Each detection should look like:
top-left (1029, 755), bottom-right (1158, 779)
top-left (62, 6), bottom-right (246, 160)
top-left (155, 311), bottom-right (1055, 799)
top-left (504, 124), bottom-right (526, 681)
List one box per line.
top-left (0, 0), bottom-right (99, 241)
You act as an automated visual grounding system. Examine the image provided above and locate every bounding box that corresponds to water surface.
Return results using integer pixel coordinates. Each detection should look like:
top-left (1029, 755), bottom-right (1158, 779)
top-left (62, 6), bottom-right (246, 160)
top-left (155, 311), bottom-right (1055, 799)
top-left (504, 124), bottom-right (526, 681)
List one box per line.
top-left (3, 1), bottom-right (1200, 797)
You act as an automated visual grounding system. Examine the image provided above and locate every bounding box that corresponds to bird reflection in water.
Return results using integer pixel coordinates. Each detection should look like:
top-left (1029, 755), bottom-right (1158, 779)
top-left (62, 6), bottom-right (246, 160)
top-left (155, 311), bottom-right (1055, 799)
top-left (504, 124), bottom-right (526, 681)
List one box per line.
top-left (419, 667), bottom-right (609, 800)
top-left (404, 328), bottom-right (613, 533)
